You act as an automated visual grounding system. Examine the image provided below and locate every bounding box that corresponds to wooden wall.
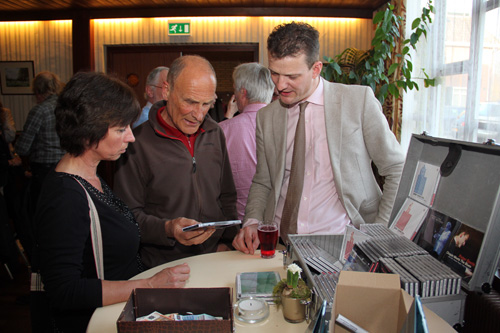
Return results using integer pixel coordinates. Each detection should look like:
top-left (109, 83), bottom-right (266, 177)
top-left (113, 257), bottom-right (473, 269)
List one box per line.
top-left (1, 16), bottom-right (373, 130)
top-left (0, 20), bottom-right (73, 130)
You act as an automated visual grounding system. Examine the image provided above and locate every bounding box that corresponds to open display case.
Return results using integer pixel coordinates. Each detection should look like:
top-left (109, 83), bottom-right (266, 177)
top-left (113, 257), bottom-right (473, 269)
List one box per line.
top-left (284, 134), bottom-right (500, 331)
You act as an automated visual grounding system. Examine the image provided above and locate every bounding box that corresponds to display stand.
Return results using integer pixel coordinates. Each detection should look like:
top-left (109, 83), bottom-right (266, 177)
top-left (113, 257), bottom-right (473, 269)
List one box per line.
top-left (285, 134), bottom-right (500, 331)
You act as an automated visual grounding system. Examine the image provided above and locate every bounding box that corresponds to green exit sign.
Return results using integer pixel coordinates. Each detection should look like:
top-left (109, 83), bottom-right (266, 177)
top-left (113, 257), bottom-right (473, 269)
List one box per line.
top-left (168, 22), bottom-right (191, 35)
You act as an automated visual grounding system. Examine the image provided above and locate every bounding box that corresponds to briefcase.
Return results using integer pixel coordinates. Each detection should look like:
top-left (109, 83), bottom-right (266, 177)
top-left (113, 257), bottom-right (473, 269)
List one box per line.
top-left (390, 134), bottom-right (500, 294)
top-left (285, 134), bottom-right (500, 330)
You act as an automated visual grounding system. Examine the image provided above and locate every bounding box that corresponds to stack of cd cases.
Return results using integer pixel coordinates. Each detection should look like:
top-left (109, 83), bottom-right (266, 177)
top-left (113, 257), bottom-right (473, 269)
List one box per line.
top-left (288, 237), bottom-right (342, 306)
top-left (357, 223), bottom-right (462, 297)
top-left (287, 231), bottom-right (465, 330)
top-left (286, 234), bottom-right (344, 325)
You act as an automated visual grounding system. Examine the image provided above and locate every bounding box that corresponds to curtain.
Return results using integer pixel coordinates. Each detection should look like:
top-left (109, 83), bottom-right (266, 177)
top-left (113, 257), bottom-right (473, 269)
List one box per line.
top-left (402, 0), bottom-right (500, 150)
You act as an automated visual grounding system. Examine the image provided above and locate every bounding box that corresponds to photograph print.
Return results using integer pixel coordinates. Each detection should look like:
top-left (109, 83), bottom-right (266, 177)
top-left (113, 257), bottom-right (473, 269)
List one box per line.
top-left (441, 223), bottom-right (484, 282)
top-left (414, 209), bottom-right (460, 260)
top-left (0, 61), bottom-right (34, 94)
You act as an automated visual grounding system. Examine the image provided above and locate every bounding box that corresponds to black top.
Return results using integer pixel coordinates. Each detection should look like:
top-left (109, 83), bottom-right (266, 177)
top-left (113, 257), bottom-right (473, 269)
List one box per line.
top-left (35, 170), bottom-right (142, 332)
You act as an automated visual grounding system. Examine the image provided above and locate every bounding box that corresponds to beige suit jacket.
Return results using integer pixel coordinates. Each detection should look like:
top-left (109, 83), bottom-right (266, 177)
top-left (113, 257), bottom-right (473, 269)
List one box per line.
top-left (245, 79), bottom-right (405, 228)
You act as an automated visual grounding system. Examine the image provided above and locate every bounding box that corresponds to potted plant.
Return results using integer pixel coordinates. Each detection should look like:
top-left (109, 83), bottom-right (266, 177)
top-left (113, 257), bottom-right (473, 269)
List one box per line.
top-left (322, 1), bottom-right (435, 105)
top-left (273, 263), bottom-right (311, 323)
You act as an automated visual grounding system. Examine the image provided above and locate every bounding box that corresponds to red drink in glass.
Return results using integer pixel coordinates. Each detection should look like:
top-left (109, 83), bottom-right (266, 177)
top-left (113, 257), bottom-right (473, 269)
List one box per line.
top-left (258, 223), bottom-right (278, 258)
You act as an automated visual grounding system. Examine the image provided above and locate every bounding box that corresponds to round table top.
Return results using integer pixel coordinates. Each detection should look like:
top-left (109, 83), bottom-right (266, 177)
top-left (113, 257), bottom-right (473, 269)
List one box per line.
top-left (87, 249), bottom-right (309, 333)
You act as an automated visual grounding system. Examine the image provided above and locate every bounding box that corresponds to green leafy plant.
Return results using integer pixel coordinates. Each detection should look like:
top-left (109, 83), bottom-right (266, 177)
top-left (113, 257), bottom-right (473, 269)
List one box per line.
top-left (322, 0), bottom-right (435, 104)
top-left (273, 264), bottom-right (311, 305)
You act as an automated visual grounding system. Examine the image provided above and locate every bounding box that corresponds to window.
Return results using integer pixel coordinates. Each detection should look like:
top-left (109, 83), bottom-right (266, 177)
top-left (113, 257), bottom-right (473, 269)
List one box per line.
top-left (402, 0), bottom-right (500, 149)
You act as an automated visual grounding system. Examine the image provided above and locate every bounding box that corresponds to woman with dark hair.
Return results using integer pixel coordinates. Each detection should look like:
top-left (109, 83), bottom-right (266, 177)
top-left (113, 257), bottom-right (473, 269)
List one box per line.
top-left (34, 72), bottom-right (190, 332)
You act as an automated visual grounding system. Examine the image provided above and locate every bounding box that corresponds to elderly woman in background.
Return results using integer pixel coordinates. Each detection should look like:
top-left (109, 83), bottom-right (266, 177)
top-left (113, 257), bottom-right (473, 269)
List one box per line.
top-left (34, 72), bottom-right (190, 332)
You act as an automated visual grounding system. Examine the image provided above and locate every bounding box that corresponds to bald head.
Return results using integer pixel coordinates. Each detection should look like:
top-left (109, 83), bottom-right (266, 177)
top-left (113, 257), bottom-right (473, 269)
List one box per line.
top-left (167, 55), bottom-right (216, 93)
top-left (162, 55), bottom-right (217, 135)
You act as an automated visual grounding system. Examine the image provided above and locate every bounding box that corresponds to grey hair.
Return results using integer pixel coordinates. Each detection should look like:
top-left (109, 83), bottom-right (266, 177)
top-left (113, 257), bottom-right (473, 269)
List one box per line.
top-left (146, 66), bottom-right (169, 86)
top-left (233, 62), bottom-right (274, 104)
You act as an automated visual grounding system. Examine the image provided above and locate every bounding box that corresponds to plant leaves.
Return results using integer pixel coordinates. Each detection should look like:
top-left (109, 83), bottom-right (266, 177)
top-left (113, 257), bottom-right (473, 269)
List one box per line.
top-left (373, 10), bottom-right (385, 24)
top-left (320, 0), bottom-right (434, 105)
top-left (379, 84), bottom-right (389, 99)
top-left (388, 63), bottom-right (399, 76)
top-left (332, 62), bottom-right (342, 75)
top-left (412, 18), bottom-right (421, 30)
top-left (387, 83), bottom-right (396, 96)
top-left (410, 33), bottom-right (418, 46)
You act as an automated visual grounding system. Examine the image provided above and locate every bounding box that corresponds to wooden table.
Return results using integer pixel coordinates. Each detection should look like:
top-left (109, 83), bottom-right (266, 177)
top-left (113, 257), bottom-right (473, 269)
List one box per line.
top-left (87, 250), bottom-right (309, 332)
top-left (87, 249), bottom-right (456, 332)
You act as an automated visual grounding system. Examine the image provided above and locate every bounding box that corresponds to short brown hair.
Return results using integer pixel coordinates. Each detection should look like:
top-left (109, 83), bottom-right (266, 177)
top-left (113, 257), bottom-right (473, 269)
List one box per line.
top-left (55, 72), bottom-right (140, 156)
top-left (267, 22), bottom-right (320, 69)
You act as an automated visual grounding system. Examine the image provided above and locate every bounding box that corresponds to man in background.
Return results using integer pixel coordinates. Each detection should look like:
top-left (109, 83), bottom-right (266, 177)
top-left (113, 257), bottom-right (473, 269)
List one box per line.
top-left (15, 71), bottom-right (65, 260)
top-left (115, 55), bottom-right (238, 268)
top-left (133, 66), bottom-right (169, 128)
top-left (233, 22), bottom-right (405, 253)
top-left (16, 72), bottom-right (65, 210)
top-left (219, 62), bottom-right (274, 221)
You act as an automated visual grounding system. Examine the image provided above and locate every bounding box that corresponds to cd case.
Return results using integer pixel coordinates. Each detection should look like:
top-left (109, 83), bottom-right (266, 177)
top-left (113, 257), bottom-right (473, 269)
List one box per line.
top-left (182, 220), bottom-right (241, 232)
top-left (235, 271), bottom-right (281, 302)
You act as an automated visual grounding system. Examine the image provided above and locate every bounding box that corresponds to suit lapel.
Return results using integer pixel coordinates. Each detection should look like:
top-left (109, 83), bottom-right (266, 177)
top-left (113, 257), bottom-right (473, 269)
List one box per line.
top-left (324, 81), bottom-right (343, 188)
top-left (269, 103), bottom-right (288, 206)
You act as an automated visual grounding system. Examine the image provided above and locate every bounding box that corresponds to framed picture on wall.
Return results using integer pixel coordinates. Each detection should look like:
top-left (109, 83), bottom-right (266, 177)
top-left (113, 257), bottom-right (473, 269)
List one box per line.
top-left (0, 61), bottom-right (35, 95)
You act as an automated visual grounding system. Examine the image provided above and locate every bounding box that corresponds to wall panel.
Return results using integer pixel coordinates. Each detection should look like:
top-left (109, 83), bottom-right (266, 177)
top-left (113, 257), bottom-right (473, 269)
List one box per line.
top-left (0, 20), bottom-right (72, 130)
top-left (2, 17), bottom-right (373, 129)
top-left (93, 16), bottom-right (373, 72)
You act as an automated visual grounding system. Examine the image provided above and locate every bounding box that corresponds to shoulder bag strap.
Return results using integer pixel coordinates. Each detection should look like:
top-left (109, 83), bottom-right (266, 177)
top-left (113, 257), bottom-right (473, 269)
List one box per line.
top-left (73, 178), bottom-right (105, 280)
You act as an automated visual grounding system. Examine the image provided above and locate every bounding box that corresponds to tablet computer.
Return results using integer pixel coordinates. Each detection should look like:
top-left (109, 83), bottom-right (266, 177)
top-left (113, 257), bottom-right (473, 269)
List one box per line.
top-left (182, 220), bottom-right (242, 232)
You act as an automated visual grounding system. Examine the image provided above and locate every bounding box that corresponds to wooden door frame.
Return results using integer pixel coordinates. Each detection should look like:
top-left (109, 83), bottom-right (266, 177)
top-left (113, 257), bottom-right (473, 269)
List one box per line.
top-left (106, 43), bottom-right (259, 69)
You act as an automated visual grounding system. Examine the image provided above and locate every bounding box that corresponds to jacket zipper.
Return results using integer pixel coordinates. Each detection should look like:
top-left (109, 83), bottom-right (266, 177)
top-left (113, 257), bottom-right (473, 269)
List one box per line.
top-left (188, 134), bottom-right (202, 218)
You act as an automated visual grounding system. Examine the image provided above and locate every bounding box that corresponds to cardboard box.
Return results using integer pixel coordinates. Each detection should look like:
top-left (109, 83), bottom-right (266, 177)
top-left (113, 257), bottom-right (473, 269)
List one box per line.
top-left (117, 288), bottom-right (233, 333)
top-left (331, 271), bottom-right (459, 333)
top-left (332, 271), bottom-right (406, 332)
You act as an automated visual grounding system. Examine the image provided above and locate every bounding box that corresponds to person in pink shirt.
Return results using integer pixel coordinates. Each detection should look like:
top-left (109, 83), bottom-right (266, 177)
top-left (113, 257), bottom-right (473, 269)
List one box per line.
top-left (233, 22), bottom-right (405, 254)
top-left (219, 63), bottom-right (274, 221)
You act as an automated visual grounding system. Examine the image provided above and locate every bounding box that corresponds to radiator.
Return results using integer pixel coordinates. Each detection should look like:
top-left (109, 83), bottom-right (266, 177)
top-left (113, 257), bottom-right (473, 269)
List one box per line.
top-left (463, 289), bottom-right (500, 332)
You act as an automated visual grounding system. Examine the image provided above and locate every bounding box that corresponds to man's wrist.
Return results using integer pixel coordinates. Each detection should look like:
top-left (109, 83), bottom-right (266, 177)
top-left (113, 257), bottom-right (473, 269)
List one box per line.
top-left (164, 219), bottom-right (174, 237)
top-left (243, 218), bottom-right (259, 228)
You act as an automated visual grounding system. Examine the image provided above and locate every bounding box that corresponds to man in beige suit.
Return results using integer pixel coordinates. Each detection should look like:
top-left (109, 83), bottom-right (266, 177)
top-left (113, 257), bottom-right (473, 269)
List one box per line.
top-left (233, 22), bottom-right (405, 254)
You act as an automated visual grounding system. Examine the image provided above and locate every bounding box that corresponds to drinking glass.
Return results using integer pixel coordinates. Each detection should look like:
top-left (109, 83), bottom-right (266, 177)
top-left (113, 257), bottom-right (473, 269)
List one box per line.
top-left (257, 221), bottom-right (279, 259)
